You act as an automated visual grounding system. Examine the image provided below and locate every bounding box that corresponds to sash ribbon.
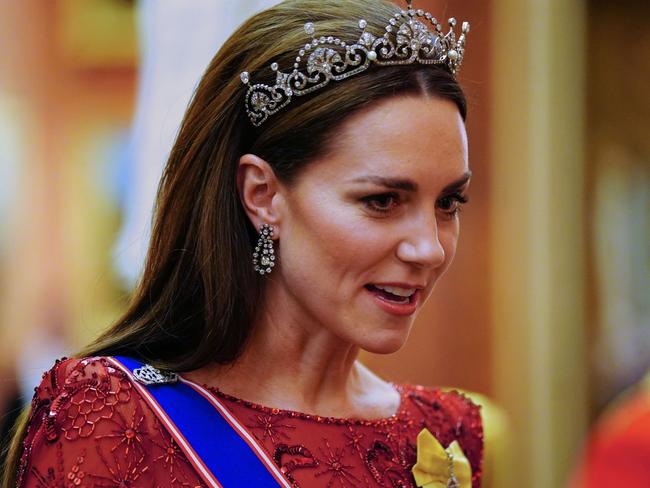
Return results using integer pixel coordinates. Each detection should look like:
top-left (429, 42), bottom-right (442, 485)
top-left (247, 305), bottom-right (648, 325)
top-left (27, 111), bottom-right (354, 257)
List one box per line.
top-left (109, 356), bottom-right (290, 488)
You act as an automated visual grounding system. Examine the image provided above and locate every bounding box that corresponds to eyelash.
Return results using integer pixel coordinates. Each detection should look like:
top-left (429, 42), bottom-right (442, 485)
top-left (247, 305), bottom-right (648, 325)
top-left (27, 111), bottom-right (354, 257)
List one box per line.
top-left (361, 192), bottom-right (400, 214)
top-left (437, 193), bottom-right (469, 218)
top-left (361, 192), bottom-right (469, 217)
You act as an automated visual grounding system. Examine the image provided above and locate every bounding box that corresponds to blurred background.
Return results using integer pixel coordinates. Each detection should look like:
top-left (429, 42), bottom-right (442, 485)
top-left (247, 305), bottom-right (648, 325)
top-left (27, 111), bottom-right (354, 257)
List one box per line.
top-left (0, 0), bottom-right (648, 486)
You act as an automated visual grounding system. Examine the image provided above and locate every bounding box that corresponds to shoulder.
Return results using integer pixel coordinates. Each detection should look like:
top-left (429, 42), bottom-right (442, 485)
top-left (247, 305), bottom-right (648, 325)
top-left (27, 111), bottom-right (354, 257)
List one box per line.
top-left (400, 384), bottom-right (483, 444)
top-left (17, 356), bottom-right (203, 488)
top-left (399, 384), bottom-right (484, 485)
top-left (26, 356), bottom-right (133, 440)
top-left (400, 384), bottom-right (483, 429)
top-left (17, 357), bottom-right (135, 486)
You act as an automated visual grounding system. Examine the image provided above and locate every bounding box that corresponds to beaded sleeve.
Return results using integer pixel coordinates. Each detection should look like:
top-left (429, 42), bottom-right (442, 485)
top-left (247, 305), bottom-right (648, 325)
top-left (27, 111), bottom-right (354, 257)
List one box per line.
top-left (16, 357), bottom-right (204, 487)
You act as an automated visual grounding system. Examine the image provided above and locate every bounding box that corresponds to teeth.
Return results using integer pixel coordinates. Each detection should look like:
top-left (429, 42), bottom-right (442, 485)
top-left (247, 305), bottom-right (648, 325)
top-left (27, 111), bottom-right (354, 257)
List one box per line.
top-left (374, 285), bottom-right (416, 297)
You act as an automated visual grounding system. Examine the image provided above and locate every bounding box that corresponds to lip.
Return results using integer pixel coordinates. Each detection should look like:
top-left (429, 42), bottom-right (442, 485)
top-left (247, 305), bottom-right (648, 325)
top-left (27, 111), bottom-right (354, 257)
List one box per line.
top-left (364, 284), bottom-right (421, 316)
top-left (371, 282), bottom-right (425, 290)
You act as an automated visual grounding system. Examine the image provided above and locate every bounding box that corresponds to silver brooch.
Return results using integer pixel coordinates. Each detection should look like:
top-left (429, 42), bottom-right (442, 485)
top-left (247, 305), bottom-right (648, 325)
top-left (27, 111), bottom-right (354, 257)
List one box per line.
top-left (133, 364), bottom-right (178, 385)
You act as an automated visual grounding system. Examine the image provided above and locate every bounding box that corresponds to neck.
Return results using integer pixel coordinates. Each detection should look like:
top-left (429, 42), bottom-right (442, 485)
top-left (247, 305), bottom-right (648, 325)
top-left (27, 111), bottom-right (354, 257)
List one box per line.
top-left (185, 284), bottom-right (399, 418)
top-left (229, 314), bottom-right (362, 410)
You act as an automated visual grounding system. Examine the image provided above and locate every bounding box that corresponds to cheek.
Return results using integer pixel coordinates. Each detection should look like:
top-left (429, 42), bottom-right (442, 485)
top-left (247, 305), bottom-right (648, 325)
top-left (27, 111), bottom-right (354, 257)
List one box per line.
top-left (281, 198), bottom-right (351, 274)
top-left (280, 193), bottom-right (386, 285)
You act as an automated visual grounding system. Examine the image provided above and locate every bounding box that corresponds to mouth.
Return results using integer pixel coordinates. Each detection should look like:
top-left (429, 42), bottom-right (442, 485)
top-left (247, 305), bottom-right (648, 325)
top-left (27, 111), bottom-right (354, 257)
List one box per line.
top-left (364, 284), bottom-right (416, 303)
top-left (364, 283), bottom-right (421, 316)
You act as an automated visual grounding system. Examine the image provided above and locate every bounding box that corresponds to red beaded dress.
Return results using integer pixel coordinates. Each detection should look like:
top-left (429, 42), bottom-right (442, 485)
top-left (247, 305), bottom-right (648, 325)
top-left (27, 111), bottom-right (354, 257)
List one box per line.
top-left (17, 357), bottom-right (484, 487)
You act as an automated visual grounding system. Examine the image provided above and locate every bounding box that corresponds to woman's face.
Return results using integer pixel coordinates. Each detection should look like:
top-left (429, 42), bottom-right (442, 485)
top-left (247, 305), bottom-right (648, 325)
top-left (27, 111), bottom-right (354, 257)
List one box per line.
top-left (272, 95), bottom-right (470, 354)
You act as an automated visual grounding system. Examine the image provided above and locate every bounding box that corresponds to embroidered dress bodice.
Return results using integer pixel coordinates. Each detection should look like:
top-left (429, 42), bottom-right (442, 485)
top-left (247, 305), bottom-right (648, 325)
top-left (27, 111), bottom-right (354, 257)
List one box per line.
top-left (17, 357), bottom-right (484, 487)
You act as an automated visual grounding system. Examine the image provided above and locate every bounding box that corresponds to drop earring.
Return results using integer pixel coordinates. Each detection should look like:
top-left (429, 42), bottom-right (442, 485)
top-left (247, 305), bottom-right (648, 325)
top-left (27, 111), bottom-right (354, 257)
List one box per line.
top-left (253, 223), bottom-right (276, 275)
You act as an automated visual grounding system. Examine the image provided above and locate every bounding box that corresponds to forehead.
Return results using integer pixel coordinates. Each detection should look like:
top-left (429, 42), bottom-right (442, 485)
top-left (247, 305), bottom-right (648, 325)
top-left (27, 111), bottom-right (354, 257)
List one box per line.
top-left (312, 95), bottom-right (469, 185)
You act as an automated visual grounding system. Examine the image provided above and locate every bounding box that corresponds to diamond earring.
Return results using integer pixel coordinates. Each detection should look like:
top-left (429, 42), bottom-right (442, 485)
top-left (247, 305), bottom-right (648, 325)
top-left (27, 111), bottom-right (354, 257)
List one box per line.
top-left (253, 223), bottom-right (276, 275)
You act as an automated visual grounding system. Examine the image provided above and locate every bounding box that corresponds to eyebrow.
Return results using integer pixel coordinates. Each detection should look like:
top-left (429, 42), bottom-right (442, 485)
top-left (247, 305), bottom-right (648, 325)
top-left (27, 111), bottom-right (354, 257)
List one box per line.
top-left (442, 171), bottom-right (472, 193)
top-left (349, 171), bottom-right (472, 193)
top-left (349, 175), bottom-right (418, 191)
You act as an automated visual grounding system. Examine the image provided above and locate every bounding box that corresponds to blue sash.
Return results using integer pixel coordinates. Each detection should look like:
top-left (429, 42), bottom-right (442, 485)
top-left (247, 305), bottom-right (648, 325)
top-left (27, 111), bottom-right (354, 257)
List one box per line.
top-left (110, 356), bottom-right (290, 488)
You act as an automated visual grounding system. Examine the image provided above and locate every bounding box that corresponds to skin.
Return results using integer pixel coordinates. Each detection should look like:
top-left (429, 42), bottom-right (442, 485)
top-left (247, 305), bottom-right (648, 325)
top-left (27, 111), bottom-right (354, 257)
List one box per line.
top-left (186, 95), bottom-right (470, 420)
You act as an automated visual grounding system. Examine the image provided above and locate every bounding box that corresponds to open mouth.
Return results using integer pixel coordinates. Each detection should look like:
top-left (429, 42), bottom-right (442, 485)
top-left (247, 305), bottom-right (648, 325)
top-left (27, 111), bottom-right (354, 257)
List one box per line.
top-left (364, 284), bottom-right (416, 304)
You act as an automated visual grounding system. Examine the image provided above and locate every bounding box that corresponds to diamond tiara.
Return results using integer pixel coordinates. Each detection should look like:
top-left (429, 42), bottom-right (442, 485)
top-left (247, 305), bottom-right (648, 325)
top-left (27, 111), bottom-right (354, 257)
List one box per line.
top-left (240, 0), bottom-right (469, 127)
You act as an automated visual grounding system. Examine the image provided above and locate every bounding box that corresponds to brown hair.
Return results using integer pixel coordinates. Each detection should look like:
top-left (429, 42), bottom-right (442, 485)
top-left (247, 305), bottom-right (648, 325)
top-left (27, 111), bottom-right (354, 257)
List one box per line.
top-left (3, 0), bottom-right (466, 485)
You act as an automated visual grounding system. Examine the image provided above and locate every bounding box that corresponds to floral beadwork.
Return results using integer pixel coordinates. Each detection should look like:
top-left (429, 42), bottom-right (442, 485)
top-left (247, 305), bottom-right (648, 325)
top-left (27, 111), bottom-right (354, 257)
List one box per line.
top-left (247, 413), bottom-right (296, 444)
top-left (314, 440), bottom-right (362, 487)
top-left (17, 357), bottom-right (205, 488)
top-left (205, 381), bottom-right (484, 487)
top-left (17, 357), bottom-right (483, 488)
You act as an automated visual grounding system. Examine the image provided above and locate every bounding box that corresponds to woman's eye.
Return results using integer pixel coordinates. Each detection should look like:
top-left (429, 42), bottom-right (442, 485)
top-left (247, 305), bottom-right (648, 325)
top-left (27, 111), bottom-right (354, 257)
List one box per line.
top-left (437, 193), bottom-right (469, 217)
top-left (361, 193), bottom-right (400, 214)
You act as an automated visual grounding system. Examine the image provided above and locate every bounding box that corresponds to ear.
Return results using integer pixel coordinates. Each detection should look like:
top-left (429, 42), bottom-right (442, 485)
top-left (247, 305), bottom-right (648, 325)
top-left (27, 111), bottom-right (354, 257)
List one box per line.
top-left (236, 154), bottom-right (285, 235)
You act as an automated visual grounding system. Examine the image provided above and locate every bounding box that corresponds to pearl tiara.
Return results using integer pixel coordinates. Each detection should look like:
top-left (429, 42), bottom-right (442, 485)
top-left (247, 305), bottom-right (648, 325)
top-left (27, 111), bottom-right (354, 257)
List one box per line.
top-left (239, 0), bottom-right (470, 127)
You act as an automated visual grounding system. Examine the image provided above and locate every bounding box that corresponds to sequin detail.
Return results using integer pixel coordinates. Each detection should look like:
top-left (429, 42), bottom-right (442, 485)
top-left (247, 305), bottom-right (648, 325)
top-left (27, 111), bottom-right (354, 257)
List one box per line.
top-left (17, 357), bottom-right (483, 488)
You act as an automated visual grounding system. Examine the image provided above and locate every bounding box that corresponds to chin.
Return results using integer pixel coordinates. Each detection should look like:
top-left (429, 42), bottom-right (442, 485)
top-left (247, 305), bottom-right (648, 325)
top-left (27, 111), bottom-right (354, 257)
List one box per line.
top-left (358, 330), bottom-right (412, 355)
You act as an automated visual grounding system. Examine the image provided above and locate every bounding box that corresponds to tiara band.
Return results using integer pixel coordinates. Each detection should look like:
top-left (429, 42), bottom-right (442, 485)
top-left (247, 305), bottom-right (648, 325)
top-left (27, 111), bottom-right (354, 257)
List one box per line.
top-left (240, 1), bottom-right (469, 127)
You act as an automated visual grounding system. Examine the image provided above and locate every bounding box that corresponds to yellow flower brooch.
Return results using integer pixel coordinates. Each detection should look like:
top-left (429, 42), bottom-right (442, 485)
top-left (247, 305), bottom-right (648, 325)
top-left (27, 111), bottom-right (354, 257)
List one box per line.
top-left (412, 428), bottom-right (472, 488)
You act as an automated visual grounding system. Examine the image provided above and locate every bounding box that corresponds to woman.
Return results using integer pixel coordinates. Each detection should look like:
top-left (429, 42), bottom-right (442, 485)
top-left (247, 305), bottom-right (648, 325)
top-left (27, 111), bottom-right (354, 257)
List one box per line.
top-left (4, 0), bottom-right (482, 486)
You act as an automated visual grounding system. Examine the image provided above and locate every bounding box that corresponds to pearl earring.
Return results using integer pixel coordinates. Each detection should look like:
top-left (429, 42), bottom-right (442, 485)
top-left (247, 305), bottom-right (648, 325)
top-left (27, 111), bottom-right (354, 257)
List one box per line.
top-left (253, 224), bottom-right (276, 275)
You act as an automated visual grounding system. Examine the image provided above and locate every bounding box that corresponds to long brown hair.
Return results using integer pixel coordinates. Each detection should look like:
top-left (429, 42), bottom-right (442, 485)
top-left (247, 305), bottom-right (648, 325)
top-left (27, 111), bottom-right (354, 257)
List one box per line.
top-left (3, 0), bottom-right (467, 485)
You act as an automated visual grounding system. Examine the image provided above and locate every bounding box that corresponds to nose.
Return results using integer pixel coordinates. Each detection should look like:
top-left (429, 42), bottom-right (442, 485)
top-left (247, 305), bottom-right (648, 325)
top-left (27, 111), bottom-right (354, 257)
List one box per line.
top-left (396, 215), bottom-right (446, 269)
